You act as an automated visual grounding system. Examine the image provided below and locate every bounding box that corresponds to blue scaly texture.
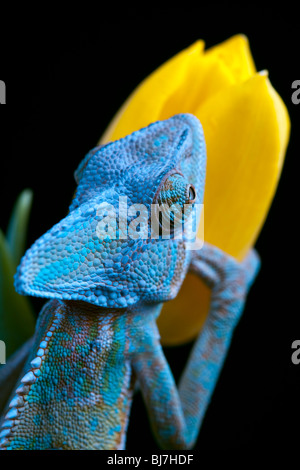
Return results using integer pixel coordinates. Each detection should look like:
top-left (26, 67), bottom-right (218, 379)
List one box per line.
top-left (0, 114), bottom-right (259, 449)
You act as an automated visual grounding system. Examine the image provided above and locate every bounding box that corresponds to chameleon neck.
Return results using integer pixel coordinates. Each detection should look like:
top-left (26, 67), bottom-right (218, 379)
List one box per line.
top-left (0, 299), bottom-right (157, 450)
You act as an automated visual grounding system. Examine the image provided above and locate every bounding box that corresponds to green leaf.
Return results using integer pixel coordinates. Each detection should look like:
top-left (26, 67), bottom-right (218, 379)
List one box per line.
top-left (6, 189), bottom-right (33, 269)
top-left (0, 190), bottom-right (36, 359)
top-left (0, 229), bottom-right (35, 358)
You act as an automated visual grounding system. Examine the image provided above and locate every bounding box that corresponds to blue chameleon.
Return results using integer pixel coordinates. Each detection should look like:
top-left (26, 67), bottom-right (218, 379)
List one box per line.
top-left (0, 114), bottom-right (259, 450)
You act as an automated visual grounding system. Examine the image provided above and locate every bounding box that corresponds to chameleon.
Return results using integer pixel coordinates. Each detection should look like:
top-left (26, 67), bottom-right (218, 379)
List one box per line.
top-left (0, 113), bottom-right (260, 450)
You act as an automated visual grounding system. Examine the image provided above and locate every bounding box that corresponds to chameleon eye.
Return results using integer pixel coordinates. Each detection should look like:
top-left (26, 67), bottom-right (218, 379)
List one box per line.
top-left (156, 173), bottom-right (196, 207)
top-left (186, 184), bottom-right (197, 204)
top-left (154, 173), bottom-right (196, 237)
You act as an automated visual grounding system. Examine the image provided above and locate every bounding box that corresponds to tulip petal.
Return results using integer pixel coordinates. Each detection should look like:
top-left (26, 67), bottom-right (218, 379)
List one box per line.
top-left (100, 40), bottom-right (205, 143)
top-left (98, 37), bottom-right (290, 346)
top-left (196, 72), bottom-right (290, 260)
top-left (159, 52), bottom-right (236, 119)
top-left (157, 272), bottom-right (211, 345)
top-left (160, 35), bottom-right (257, 120)
top-left (205, 34), bottom-right (256, 83)
top-left (158, 72), bottom-right (290, 345)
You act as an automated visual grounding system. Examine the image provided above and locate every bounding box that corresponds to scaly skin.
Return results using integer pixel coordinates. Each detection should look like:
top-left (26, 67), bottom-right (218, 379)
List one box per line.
top-left (0, 300), bottom-right (162, 449)
top-left (0, 114), bottom-right (260, 449)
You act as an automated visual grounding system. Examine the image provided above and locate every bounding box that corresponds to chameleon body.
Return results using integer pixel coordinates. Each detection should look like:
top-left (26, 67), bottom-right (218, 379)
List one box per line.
top-left (0, 114), bottom-right (260, 449)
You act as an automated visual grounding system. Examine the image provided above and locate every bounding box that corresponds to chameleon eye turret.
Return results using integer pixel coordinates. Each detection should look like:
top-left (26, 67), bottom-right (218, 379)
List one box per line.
top-left (156, 173), bottom-right (194, 208)
top-left (154, 173), bottom-right (197, 237)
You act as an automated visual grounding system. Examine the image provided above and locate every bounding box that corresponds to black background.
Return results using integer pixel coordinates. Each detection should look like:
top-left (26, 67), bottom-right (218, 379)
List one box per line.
top-left (0, 6), bottom-right (299, 450)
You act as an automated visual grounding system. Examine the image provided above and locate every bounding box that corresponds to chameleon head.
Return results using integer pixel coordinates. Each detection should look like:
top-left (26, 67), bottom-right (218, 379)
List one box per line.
top-left (15, 114), bottom-right (206, 308)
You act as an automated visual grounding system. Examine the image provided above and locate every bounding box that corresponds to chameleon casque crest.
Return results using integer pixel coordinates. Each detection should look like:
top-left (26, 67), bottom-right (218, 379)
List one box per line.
top-left (0, 114), bottom-right (259, 450)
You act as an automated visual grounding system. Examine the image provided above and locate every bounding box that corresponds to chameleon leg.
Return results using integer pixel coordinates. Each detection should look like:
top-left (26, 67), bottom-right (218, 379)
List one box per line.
top-left (131, 243), bottom-right (260, 449)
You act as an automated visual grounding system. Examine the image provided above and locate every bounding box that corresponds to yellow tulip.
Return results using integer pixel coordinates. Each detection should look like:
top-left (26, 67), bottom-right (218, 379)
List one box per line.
top-left (100, 35), bottom-right (290, 345)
